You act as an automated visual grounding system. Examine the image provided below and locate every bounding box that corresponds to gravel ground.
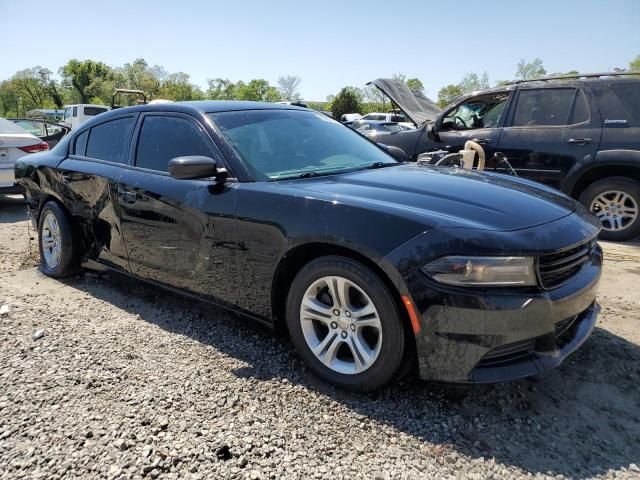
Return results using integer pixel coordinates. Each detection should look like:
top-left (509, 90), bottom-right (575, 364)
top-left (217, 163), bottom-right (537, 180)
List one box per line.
top-left (1, 194), bottom-right (639, 480)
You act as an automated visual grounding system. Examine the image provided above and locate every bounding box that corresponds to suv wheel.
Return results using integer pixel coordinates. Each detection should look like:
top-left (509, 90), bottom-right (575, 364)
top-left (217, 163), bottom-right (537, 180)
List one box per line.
top-left (579, 177), bottom-right (640, 241)
top-left (38, 201), bottom-right (81, 277)
top-left (286, 256), bottom-right (405, 392)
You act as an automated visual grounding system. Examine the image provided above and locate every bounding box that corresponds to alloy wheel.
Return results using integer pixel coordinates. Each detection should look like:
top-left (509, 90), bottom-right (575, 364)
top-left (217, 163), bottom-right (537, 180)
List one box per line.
top-left (299, 276), bottom-right (382, 375)
top-left (41, 212), bottom-right (62, 269)
top-left (590, 190), bottom-right (639, 232)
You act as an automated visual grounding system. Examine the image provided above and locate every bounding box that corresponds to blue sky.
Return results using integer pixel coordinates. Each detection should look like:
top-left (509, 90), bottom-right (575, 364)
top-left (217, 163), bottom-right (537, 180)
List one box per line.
top-left (1, 0), bottom-right (639, 101)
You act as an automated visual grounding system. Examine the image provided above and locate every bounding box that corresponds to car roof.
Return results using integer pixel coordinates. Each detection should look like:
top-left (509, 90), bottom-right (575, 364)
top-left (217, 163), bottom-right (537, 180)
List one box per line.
top-left (115, 100), bottom-right (305, 115)
top-left (82, 100), bottom-right (309, 127)
top-left (456, 75), bottom-right (639, 102)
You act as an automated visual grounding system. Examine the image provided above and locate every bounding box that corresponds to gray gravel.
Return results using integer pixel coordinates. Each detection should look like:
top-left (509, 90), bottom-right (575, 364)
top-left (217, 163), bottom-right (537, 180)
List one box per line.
top-left (1, 195), bottom-right (640, 479)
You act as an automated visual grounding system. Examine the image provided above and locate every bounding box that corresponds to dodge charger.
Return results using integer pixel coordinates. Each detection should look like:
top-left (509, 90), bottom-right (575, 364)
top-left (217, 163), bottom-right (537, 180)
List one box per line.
top-left (15, 101), bottom-right (602, 392)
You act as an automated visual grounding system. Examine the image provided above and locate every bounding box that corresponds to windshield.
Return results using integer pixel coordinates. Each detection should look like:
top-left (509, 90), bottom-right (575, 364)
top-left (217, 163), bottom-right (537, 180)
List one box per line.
top-left (210, 110), bottom-right (397, 180)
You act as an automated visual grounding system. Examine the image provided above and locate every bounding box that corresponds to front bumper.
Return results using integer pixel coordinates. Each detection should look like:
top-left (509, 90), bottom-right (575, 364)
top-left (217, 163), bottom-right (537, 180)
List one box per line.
top-left (405, 245), bottom-right (602, 383)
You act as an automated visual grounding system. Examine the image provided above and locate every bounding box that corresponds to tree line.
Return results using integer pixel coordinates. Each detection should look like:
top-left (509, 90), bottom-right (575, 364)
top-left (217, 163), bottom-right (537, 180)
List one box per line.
top-left (1, 55), bottom-right (638, 119)
top-left (0, 58), bottom-right (306, 117)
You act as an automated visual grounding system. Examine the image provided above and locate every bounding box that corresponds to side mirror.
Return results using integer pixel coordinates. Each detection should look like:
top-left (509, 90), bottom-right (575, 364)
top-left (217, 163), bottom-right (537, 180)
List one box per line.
top-left (168, 156), bottom-right (224, 180)
top-left (378, 144), bottom-right (409, 162)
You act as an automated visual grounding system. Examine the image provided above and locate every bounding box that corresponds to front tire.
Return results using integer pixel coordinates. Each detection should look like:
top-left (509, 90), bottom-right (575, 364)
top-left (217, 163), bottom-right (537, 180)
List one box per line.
top-left (286, 256), bottom-right (405, 392)
top-left (579, 177), bottom-right (640, 241)
top-left (38, 201), bottom-right (81, 278)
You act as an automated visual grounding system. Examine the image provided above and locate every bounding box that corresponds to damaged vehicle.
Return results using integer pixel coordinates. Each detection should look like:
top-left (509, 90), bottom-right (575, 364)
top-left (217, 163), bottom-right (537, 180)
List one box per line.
top-left (16, 101), bottom-right (601, 392)
top-left (371, 73), bottom-right (640, 240)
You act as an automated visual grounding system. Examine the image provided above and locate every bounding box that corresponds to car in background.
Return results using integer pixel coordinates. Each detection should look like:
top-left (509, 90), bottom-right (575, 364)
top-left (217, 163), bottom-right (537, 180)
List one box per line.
top-left (351, 112), bottom-right (414, 131)
top-left (15, 101), bottom-right (602, 392)
top-left (370, 73), bottom-right (640, 241)
top-left (9, 119), bottom-right (70, 148)
top-left (0, 118), bottom-right (48, 194)
top-left (355, 121), bottom-right (414, 138)
top-left (340, 113), bottom-right (362, 126)
top-left (62, 104), bottom-right (110, 130)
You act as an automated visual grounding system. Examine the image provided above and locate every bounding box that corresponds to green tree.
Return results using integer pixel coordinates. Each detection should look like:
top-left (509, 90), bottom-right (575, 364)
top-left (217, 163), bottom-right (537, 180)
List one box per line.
top-left (0, 80), bottom-right (19, 116)
top-left (406, 78), bottom-right (424, 94)
top-left (234, 79), bottom-right (281, 102)
top-left (516, 58), bottom-right (546, 80)
top-left (207, 78), bottom-right (236, 100)
top-left (114, 58), bottom-right (166, 101)
top-left (277, 75), bottom-right (302, 101)
top-left (630, 55), bottom-right (640, 71)
top-left (159, 72), bottom-right (204, 101)
top-left (59, 59), bottom-right (113, 103)
top-left (459, 72), bottom-right (490, 93)
top-left (437, 84), bottom-right (463, 108)
top-left (330, 87), bottom-right (362, 120)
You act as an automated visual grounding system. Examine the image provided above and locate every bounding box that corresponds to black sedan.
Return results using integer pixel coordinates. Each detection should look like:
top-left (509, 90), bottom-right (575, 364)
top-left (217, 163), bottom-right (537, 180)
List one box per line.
top-left (15, 101), bottom-right (602, 392)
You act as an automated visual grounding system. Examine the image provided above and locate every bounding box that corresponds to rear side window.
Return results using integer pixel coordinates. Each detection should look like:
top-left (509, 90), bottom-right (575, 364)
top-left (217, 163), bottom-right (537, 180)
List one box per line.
top-left (84, 106), bottom-right (108, 116)
top-left (512, 88), bottom-right (575, 126)
top-left (74, 130), bottom-right (89, 156)
top-left (609, 84), bottom-right (640, 127)
top-left (570, 90), bottom-right (590, 124)
top-left (72, 106), bottom-right (78, 117)
top-left (85, 117), bottom-right (135, 163)
top-left (135, 116), bottom-right (212, 172)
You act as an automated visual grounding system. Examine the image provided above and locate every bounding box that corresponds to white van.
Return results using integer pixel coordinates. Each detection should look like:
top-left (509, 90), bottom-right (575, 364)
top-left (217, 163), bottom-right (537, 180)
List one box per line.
top-left (62, 104), bottom-right (110, 130)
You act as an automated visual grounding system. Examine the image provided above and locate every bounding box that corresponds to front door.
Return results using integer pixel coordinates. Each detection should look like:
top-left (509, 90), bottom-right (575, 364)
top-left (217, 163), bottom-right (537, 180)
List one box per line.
top-left (435, 91), bottom-right (512, 164)
top-left (498, 87), bottom-right (601, 191)
top-left (118, 113), bottom-right (237, 304)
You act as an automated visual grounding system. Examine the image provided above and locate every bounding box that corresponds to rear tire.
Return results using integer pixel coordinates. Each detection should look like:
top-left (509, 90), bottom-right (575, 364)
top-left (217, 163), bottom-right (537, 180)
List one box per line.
top-left (286, 256), bottom-right (405, 392)
top-left (579, 177), bottom-right (640, 241)
top-left (38, 201), bottom-right (81, 278)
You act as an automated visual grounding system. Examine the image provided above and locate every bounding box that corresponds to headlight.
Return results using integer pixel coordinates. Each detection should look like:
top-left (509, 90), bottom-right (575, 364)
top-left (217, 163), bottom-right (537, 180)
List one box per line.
top-left (422, 256), bottom-right (537, 287)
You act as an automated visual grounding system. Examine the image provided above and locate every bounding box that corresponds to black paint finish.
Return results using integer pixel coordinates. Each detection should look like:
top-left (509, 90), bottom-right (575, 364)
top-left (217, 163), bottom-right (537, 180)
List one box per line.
top-left (15, 101), bottom-right (603, 383)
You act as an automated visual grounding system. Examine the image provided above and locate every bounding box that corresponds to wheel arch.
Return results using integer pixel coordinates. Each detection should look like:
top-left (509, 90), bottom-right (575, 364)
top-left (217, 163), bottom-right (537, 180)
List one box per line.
top-left (270, 242), bottom-right (418, 371)
top-left (567, 154), bottom-right (640, 199)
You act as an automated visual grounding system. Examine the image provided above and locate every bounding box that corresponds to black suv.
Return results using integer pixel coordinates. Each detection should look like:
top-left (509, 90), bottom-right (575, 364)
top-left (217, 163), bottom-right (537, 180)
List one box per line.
top-left (372, 73), bottom-right (640, 241)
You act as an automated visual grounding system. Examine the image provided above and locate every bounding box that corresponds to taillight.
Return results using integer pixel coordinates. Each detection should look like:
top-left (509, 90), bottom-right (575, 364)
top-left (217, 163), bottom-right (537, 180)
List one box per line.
top-left (19, 142), bottom-right (49, 153)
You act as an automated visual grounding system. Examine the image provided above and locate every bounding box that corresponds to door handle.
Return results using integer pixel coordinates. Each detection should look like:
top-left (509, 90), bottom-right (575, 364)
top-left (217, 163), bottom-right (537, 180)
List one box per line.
top-left (567, 138), bottom-right (592, 145)
top-left (62, 172), bottom-right (88, 181)
top-left (471, 138), bottom-right (492, 145)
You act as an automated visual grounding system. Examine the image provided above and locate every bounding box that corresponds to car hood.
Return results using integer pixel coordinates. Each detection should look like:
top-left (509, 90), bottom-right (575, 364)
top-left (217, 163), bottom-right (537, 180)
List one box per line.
top-left (368, 78), bottom-right (441, 125)
top-left (281, 164), bottom-right (578, 232)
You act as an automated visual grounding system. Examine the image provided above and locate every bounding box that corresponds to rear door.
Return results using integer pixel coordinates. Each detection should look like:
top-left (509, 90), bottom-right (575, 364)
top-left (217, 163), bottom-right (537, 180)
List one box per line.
top-left (498, 87), bottom-right (600, 190)
top-left (118, 113), bottom-right (237, 304)
top-left (57, 114), bottom-right (137, 269)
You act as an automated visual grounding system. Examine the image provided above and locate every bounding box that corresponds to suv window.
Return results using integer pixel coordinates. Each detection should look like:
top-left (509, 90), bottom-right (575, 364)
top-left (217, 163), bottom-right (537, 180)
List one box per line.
top-left (608, 83), bottom-right (640, 127)
top-left (570, 90), bottom-right (590, 124)
top-left (512, 88), bottom-right (576, 127)
top-left (74, 130), bottom-right (89, 156)
top-left (442, 92), bottom-right (510, 130)
top-left (135, 116), bottom-right (212, 172)
top-left (85, 117), bottom-right (135, 162)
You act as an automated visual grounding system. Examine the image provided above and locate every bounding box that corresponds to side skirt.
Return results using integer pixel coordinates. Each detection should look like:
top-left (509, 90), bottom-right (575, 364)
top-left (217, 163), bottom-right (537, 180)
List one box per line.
top-left (81, 258), bottom-right (275, 330)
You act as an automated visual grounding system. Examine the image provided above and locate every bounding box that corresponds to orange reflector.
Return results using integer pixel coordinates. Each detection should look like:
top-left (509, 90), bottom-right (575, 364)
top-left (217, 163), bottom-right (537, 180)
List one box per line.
top-left (401, 295), bottom-right (421, 335)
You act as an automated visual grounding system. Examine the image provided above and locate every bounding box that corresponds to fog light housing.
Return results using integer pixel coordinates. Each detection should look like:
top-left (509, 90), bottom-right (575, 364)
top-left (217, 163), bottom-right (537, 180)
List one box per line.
top-left (422, 256), bottom-right (537, 287)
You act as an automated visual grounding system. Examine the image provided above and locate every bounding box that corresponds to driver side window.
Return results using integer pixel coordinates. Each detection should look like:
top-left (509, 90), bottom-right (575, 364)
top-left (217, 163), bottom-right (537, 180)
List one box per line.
top-left (441, 92), bottom-right (510, 131)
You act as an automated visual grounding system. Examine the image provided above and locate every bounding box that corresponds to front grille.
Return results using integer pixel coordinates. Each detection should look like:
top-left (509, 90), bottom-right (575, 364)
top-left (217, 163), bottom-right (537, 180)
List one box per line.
top-left (476, 338), bottom-right (536, 367)
top-left (538, 241), bottom-right (592, 289)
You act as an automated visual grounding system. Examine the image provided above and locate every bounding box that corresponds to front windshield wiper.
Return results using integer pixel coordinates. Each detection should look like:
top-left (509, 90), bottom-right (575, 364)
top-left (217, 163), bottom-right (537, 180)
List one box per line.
top-left (365, 162), bottom-right (400, 169)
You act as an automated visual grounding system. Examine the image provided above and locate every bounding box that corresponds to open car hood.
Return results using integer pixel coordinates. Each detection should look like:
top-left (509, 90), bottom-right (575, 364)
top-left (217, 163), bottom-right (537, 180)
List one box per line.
top-left (368, 78), bottom-right (441, 126)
